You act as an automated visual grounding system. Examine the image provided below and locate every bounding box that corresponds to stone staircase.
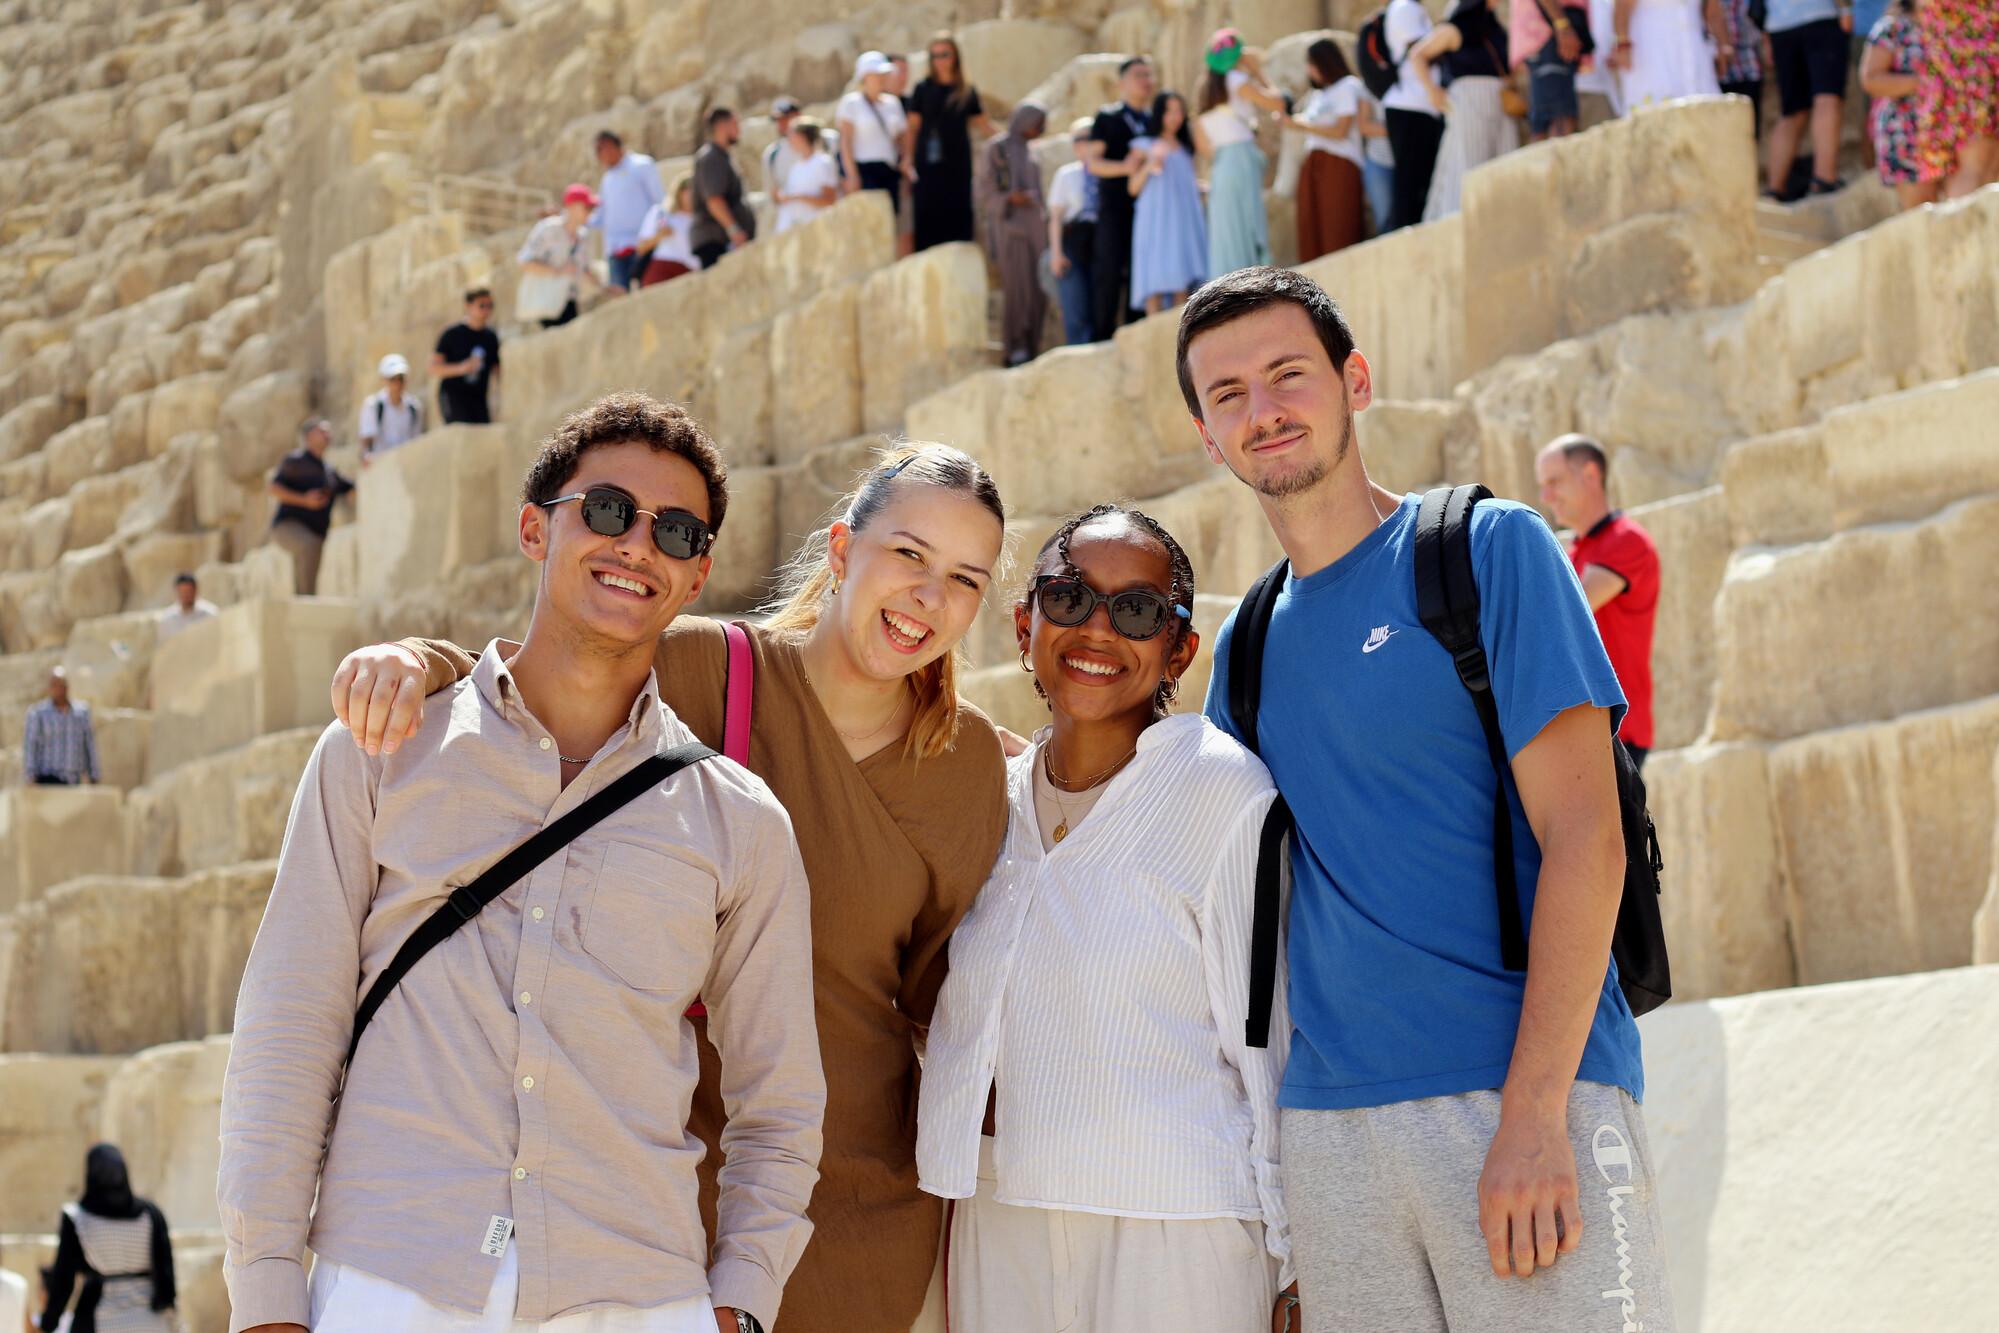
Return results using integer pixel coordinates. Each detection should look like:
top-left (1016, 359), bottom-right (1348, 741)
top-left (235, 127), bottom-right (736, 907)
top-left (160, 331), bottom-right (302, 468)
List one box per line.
top-left (1, 0), bottom-right (1995, 1326)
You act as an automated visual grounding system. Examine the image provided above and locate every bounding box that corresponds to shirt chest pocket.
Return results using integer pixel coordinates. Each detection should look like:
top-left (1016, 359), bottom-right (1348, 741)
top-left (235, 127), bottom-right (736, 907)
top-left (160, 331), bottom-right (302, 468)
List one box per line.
top-left (578, 841), bottom-right (718, 993)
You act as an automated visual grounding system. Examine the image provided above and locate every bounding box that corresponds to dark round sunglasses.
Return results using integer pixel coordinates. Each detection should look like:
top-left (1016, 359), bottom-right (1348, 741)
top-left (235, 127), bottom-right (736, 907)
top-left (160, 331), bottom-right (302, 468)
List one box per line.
top-left (1033, 574), bottom-right (1190, 642)
top-left (541, 487), bottom-right (715, 561)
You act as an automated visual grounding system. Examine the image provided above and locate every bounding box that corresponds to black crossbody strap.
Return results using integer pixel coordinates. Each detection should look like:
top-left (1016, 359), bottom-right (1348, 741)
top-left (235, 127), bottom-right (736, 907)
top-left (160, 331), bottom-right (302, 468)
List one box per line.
top-left (1228, 558), bottom-right (1290, 752)
top-left (1414, 484), bottom-right (1529, 972)
top-left (346, 741), bottom-right (717, 1064)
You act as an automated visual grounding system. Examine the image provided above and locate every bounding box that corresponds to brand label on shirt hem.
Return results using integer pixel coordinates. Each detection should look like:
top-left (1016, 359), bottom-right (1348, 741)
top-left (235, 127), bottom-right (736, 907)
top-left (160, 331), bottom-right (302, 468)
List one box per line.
top-left (481, 1215), bottom-right (514, 1258)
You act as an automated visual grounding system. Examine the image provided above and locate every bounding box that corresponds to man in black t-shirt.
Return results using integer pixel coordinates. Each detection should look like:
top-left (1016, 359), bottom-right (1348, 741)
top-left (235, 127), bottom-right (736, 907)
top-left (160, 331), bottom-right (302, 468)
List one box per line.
top-left (268, 417), bottom-right (356, 595)
top-left (1084, 57), bottom-right (1157, 341)
top-left (431, 287), bottom-right (501, 425)
top-left (690, 107), bottom-right (755, 270)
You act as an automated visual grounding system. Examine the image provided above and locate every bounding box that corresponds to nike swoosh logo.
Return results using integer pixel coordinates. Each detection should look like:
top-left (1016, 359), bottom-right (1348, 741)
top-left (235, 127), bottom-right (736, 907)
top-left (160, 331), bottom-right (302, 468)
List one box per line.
top-left (1361, 628), bottom-right (1397, 654)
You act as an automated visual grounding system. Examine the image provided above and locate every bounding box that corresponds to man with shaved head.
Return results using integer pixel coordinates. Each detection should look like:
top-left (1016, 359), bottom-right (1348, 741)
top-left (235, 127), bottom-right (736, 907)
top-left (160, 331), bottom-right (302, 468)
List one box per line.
top-left (1535, 435), bottom-right (1660, 769)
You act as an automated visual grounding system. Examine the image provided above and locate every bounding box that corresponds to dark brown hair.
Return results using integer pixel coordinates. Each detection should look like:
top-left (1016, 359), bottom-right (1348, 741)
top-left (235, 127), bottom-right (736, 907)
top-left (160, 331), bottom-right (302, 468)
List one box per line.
top-left (521, 392), bottom-right (729, 533)
top-left (1175, 266), bottom-right (1357, 417)
top-left (1307, 38), bottom-right (1352, 88)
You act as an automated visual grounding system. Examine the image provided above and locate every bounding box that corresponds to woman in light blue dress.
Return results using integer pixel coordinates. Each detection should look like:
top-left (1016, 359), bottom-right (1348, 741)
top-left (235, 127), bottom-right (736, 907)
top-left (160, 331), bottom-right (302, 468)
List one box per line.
top-left (1127, 92), bottom-right (1208, 315)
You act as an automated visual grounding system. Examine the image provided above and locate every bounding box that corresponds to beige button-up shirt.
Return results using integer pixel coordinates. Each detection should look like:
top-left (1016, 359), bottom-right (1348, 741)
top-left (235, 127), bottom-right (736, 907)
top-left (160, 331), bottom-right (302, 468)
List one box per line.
top-left (219, 643), bottom-right (823, 1332)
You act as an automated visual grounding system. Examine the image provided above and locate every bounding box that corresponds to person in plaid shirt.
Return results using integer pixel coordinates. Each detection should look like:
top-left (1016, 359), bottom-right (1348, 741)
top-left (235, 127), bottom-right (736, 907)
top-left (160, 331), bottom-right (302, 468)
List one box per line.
top-left (1715, 0), bottom-right (1768, 137)
top-left (23, 666), bottom-right (99, 786)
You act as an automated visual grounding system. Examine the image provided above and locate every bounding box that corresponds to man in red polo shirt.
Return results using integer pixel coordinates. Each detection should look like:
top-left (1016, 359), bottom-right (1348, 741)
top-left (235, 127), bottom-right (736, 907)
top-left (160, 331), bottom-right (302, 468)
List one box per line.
top-left (1535, 434), bottom-right (1660, 768)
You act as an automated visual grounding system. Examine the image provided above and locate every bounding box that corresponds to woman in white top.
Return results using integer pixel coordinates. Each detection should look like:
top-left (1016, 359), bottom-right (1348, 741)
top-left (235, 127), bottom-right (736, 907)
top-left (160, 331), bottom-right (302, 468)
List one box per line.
top-left (1605, 0), bottom-right (1725, 112)
top-left (1198, 29), bottom-right (1287, 278)
top-left (774, 117), bottom-right (842, 233)
top-left (1381, 0), bottom-right (1445, 228)
top-left (38, 1145), bottom-right (177, 1333)
top-left (637, 176), bottom-right (697, 283)
top-left (838, 50), bottom-right (913, 208)
top-left (1286, 38), bottom-right (1375, 260)
top-left (919, 504), bottom-right (1296, 1333)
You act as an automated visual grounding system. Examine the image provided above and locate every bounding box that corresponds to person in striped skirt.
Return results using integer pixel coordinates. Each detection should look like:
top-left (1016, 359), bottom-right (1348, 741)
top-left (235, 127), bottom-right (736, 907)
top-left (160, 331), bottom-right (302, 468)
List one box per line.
top-left (917, 504), bottom-right (1299, 1333)
top-left (37, 1144), bottom-right (176, 1333)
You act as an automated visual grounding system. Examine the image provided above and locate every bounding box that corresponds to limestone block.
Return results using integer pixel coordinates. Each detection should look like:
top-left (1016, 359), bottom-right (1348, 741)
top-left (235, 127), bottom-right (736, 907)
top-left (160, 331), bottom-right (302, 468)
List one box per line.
top-left (0, 394), bottom-right (75, 466)
top-left (214, 369), bottom-right (310, 483)
top-left (109, 392), bottom-right (152, 477)
top-left (13, 497), bottom-right (72, 573)
top-left (42, 417), bottom-right (121, 502)
top-left (127, 729), bottom-right (321, 879)
top-left (1628, 486), bottom-right (1727, 751)
top-left (0, 785), bottom-right (128, 915)
top-left (1915, 189), bottom-right (1999, 385)
top-left (1858, 205), bottom-right (1931, 392)
top-left (1299, 214), bottom-right (1464, 402)
top-left (630, 0), bottom-right (714, 99)
top-left (1718, 423), bottom-right (1831, 548)
top-left (695, 466), bottom-right (783, 613)
top-left (771, 284), bottom-right (863, 460)
top-left (710, 325), bottom-right (775, 468)
top-left (147, 599), bottom-right (364, 780)
top-left (1459, 336), bottom-right (1595, 505)
top-left (0, 1054), bottom-right (121, 1232)
top-left (1820, 368), bottom-right (1999, 533)
top-left (983, 343), bottom-right (1155, 517)
top-left (101, 1035), bottom-right (232, 1231)
top-left (1363, 399), bottom-right (1461, 497)
top-left (70, 466), bottom-right (148, 551)
top-left (1461, 139), bottom-right (1561, 370)
top-left (1640, 966), bottom-right (1999, 1331)
top-left (859, 241), bottom-right (991, 438)
top-left (1643, 743), bottom-right (1793, 1000)
top-left (954, 19), bottom-right (1088, 106)
top-left (55, 542), bottom-right (129, 632)
top-left (1709, 495), bottom-right (1999, 742)
top-left (504, 278), bottom-right (710, 454)
top-left (1769, 695), bottom-right (1999, 985)
top-left (1781, 229), bottom-right (1865, 382)
top-left (1022, 54), bottom-right (1126, 143)
top-left (91, 709), bottom-right (151, 790)
top-left (354, 425), bottom-right (507, 602)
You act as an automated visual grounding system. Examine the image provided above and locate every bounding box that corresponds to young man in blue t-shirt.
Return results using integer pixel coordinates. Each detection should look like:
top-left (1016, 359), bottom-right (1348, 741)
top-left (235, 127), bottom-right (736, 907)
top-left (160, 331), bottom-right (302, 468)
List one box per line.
top-left (1177, 267), bottom-right (1675, 1331)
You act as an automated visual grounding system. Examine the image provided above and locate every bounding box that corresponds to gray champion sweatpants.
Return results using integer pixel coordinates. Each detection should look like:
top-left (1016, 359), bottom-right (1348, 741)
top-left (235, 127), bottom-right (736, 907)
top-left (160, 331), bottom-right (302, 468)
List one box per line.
top-left (1283, 1081), bottom-right (1675, 1332)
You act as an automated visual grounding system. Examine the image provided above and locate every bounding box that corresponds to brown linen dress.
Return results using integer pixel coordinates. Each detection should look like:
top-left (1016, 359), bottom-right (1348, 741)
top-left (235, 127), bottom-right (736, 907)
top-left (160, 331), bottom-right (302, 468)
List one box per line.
top-left (403, 617), bottom-right (1009, 1333)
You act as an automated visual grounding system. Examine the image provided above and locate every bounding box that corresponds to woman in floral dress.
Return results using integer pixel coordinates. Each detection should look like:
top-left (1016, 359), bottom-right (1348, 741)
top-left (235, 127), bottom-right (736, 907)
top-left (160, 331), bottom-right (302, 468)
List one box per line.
top-left (1915, 0), bottom-right (1999, 197)
top-left (1864, 0), bottom-right (1942, 210)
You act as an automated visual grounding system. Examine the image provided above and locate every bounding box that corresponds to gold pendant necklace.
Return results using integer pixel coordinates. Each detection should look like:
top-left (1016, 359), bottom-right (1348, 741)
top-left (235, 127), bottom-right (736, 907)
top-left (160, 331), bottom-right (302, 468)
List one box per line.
top-left (1043, 746), bottom-right (1135, 843)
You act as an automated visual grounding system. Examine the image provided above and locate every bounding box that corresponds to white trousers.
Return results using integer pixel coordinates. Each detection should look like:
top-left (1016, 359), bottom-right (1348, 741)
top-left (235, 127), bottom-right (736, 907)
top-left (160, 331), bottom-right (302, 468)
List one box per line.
top-left (309, 1245), bottom-right (718, 1332)
top-left (946, 1137), bottom-right (1277, 1333)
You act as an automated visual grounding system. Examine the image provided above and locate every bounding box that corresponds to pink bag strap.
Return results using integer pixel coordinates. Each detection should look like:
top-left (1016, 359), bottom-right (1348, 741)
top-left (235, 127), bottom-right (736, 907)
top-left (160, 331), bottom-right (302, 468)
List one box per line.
top-left (721, 620), bottom-right (755, 766)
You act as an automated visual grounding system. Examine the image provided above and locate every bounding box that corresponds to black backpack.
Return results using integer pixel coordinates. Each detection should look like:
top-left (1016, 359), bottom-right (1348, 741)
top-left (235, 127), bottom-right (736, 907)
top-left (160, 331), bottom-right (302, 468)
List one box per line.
top-left (1229, 484), bottom-right (1669, 1050)
top-left (1355, 7), bottom-right (1403, 100)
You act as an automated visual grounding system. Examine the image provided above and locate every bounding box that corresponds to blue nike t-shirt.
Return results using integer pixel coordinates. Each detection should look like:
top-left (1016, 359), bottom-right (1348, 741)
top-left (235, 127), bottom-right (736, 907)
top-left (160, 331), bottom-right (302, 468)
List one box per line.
top-left (1205, 494), bottom-right (1645, 1110)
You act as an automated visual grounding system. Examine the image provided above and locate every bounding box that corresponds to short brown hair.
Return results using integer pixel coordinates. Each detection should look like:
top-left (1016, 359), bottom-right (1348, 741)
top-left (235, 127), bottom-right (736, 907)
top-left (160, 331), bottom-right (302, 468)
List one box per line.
top-left (521, 392), bottom-right (729, 533)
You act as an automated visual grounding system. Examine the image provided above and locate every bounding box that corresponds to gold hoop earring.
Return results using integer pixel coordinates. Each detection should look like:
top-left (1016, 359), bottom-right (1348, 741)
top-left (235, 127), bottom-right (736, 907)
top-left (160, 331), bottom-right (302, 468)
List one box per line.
top-left (1018, 649), bottom-right (1032, 673)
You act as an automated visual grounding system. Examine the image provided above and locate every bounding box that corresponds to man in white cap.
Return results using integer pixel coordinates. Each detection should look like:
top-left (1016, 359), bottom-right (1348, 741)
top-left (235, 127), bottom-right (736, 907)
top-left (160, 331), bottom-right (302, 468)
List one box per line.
top-left (358, 353), bottom-right (425, 462)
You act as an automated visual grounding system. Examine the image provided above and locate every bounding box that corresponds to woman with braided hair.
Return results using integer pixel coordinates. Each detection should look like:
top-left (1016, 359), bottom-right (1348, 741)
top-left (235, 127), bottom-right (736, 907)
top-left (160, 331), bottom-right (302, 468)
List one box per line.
top-left (917, 504), bottom-right (1301, 1332)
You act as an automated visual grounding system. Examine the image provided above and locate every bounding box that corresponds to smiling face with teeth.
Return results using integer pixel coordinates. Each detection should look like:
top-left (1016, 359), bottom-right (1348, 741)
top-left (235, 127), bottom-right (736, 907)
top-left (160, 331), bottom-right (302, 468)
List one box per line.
top-left (823, 485), bottom-right (1003, 684)
top-left (1015, 514), bottom-right (1199, 731)
top-left (519, 440), bottom-right (714, 656)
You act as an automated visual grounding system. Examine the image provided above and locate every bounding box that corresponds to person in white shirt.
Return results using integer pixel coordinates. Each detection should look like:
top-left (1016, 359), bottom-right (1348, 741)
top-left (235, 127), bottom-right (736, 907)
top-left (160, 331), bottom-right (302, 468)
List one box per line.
top-left (773, 118), bottom-right (842, 233)
top-left (837, 51), bottom-right (911, 207)
top-left (157, 571), bottom-right (218, 642)
top-left (357, 353), bottom-right (424, 460)
top-left (918, 504), bottom-right (1296, 1333)
top-left (591, 129), bottom-right (666, 291)
top-left (1286, 38), bottom-right (1375, 259)
top-left (1045, 119), bottom-right (1099, 346)
top-left (638, 177), bottom-right (699, 284)
top-left (764, 96), bottom-right (844, 199)
top-left (516, 184), bottom-right (600, 328)
top-left (1381, 0), bottom-right (1445, 228)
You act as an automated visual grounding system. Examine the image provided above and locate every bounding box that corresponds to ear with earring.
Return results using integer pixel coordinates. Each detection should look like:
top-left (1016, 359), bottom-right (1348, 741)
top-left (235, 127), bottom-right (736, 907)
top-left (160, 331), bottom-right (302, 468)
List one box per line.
top-left (1020, 647), bottom-right (1048, 704)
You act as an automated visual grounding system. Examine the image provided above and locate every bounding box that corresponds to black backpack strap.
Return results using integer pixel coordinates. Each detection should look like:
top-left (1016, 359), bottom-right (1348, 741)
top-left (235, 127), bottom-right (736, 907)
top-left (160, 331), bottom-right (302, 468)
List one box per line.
top-left (346, 741), bottom-right (717, 1064)
top-left (1414, 484), bottom-right (1528, 972)
top-left (1228, 558), bottom-right (1290, 752)
top-left (1226, 556), bottom-right (1291, 1049)
top-left (1246, 793), bottom-right (1291, 1048)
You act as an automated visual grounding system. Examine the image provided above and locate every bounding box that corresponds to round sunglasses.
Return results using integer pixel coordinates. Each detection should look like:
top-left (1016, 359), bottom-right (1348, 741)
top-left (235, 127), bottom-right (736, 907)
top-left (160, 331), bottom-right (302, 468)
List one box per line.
top-left (1033, 574), bottom-right (1190, 641)
top-left (541, 487), bottom-right (716, 561)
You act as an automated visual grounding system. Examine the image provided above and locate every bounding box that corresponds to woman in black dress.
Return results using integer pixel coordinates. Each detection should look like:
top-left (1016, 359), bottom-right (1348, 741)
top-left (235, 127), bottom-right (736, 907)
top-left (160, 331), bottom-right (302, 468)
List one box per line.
top-left (908, 32), bottom-right (995, 250)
